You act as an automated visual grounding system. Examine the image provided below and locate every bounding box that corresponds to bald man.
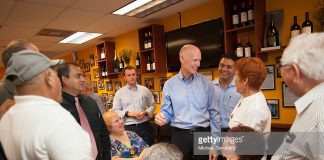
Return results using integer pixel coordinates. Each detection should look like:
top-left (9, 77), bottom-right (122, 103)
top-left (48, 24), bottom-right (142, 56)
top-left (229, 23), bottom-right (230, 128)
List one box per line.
top-left (155, 44), bottom-right (220, 160)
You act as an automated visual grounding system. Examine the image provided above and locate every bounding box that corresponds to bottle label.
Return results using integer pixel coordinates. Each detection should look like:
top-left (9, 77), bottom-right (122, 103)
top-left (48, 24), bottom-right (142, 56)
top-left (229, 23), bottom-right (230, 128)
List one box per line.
top-left (248, 10), bottom-right (254, 21)
top-left (136, 60), bottom-right (140, 66)
top-left (302, 26), bottom-right (312, 34)
top-left (291, 30), bottom-right (300, 38)
top-left (267, 36), bottom-right (277, 47)
top-left (148, 42), bottom-right (151, 48)
top-left (237, 47), bottom-right (243, 57)
top-left (119, 63), bottom-right (123, 69)
top-left (244, 47), bottom-right (251, 57)
top-left (147, 64), bottom-right (151, 71)
top-left (101, 52), bottom-right (105, 59)
top-left (241, 12), bottom-right (247, 23)
top-left (152, 63), bottom-right (156, 70)
top-left (233, 15), bottom-right (239, 25)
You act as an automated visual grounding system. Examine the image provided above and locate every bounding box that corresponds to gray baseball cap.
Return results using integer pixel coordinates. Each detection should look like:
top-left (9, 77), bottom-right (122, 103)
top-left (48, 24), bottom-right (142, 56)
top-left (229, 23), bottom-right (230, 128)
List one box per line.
top-left (5, 50), bottom-right (64, 85)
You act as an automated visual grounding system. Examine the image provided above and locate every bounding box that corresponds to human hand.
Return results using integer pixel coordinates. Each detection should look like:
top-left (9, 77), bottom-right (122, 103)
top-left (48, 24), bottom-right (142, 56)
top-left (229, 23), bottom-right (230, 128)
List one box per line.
top-left (136, 111), bottom-right (147, 119)
top-left (0, 99), bottom-right (15, 119)
top-left (154, 112), bottom-right (166, 126)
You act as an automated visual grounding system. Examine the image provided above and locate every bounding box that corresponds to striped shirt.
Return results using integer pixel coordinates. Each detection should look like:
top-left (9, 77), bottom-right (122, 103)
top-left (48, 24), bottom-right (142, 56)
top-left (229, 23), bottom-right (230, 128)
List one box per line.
top-left (272, 82), bottom-right (324, 160)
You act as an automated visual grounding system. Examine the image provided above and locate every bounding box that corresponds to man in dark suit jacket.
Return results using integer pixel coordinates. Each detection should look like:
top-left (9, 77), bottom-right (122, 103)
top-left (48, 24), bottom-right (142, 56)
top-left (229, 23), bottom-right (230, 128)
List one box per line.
top-left (58, 62), bottom-right (111, 160)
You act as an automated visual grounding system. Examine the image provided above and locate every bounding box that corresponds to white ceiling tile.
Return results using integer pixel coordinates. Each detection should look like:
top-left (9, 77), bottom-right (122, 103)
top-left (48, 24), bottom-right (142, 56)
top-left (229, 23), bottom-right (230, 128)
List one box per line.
top-left (45, 43), bottom-right (77, 52)
top-left (72, 0), bottom-right (132, 13)
top-left (46, 8), bottom-right (105, 31)
top-left (5, 2), bottom-right (65, 27)
top-left (0, 26), bottom-right (40, 41)
top-left (15, 0), bottom-right (78, 7)
top-left (0, 0), bottom-right (16, 25)
top-left (31, 41), bottom-right (56, 51)
top-left (81, 14), bottom-right (139, 33)
top-left (30, 36), bottom-right (63, 43)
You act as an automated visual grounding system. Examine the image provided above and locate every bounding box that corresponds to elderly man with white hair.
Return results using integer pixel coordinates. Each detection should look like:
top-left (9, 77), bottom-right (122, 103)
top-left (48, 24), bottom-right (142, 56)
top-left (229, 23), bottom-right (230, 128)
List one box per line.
top-left (272, 33), bottom-right (324, 159)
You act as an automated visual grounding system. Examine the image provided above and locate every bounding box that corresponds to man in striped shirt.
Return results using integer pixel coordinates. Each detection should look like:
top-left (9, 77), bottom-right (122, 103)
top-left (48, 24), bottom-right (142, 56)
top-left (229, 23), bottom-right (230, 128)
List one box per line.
top-left (272, 33), bottom-right (324, 159)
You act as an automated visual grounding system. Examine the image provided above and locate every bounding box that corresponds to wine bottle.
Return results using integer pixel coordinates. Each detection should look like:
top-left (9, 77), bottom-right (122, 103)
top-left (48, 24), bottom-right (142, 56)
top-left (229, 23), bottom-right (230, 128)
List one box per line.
top-left (290, 16), bottom-right (301, 38)
top-left (232, 4), bottom-right (240, 28)
top-left (101, 65), bottom-right (106, 77)
top-left (236, 38), bottom-right (244, 58)
top-left (244, 40), bottom-right (252, 57)
top-left (146, 56), bottom-right (151, 72)
top-left (119, 56), bottom-right (124, 70)
top-left (151, 56), bottom-right (155, 72)
top-left (100, 48), bottom-right (105, 60)
top-left (147, 31), bottom-right (152, 48)
top-left (104, 67), bottom-right (108, 77)
top-left (267, 14), bottom-right (279, 47)
top-left (144, 32), bottom-right (148, 49)
top-left (136, 52), bottom-right (140, 69)
top-left (113, 50), bottom-right (119, 72)
top-left (302, 12), bottom-right (313, 34)
top-left (240, 1), bottom-right (248, 26)
top-left (247, 0), bottom-right (254, 25)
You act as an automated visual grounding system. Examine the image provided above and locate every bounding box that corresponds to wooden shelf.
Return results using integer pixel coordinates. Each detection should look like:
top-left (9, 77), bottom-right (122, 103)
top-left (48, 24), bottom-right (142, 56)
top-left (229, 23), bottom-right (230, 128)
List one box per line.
top-left (258, 46), bottom-right (286, 54)
top-left (140, 48), bottom-right (154, 53)
top-left (225, 24), bottom-right (255, 34)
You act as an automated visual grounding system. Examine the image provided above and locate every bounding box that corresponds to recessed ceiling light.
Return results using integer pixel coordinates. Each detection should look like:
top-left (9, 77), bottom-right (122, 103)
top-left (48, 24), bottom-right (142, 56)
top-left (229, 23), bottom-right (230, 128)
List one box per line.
top-left (59, 32), bottom-right (102, 44)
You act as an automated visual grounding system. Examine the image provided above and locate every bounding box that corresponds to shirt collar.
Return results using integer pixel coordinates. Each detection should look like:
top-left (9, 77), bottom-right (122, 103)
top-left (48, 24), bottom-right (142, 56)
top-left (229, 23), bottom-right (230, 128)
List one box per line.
top-left (214, 76), bottom-right (236, 88)
top-left (178, 70), bottom-right (195, 81)
top-left (126, 84), bottom-right (138, 90)
top-left (295, 82), bottom-right (324, 114)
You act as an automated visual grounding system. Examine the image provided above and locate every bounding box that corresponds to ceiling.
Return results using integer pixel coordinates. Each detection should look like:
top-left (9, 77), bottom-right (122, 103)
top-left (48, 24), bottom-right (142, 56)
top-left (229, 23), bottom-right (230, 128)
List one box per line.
top-left (0, 0), bottom-right (209, 61)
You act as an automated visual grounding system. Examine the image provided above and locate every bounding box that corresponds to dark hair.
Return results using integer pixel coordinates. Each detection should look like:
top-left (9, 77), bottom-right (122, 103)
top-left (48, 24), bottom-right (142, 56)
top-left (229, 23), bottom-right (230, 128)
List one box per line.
top-left (234, 57), bottom-right (266, 91)
top-left (122, 66), bottom-right (136, 76)
top-left (57, 62), bottom-right (79, 85)
top-left (2, 40), bottom-right (38, 67)
top-left (228, 125), bottom-right (265, 160)
top-left (220, 53), bottom-right (239, 62)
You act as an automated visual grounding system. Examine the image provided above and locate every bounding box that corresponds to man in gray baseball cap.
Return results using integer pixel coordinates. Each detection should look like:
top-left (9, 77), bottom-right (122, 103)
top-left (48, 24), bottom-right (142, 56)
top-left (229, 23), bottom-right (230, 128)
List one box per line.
top-left (0, 50), bottom-right (93, 160)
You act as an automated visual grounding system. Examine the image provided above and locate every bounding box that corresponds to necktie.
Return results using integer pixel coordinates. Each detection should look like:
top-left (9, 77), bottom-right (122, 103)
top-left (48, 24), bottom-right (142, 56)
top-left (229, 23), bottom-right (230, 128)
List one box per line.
top-left (75, 97), bottom-right (98, 159)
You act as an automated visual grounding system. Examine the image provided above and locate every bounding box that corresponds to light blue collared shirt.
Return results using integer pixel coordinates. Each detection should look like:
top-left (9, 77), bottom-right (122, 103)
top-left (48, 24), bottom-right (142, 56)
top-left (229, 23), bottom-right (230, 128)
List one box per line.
top-left (212, 77), bottom-right (241, 128)
top-left (160, 70), bottom-right (221, 135)
top-left (113, 84), bottom-right (155, 125)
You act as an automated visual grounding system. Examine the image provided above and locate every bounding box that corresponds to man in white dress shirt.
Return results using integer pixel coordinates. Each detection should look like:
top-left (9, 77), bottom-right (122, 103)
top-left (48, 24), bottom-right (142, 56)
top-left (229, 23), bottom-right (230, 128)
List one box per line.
top-left (113, 66), bottom-right (156, 145)
top-left (272, 33), bottom-right (324, 159)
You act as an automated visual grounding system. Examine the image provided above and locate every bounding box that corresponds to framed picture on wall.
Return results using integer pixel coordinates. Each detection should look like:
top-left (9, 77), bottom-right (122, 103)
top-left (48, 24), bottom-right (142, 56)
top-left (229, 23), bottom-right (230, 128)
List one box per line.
top-left (84, 63), bottom-right (90, 72)
top-left (106, 81), bottom-right (113, 91)
top-left (108, 94), bottom-right (115, 103)
top-left (84, 74), bottom-right (91, 81)
top-left (276, 56), bottom-right (282, 78)
top-left (159, 77), bottom-right (169, 90)
top-left (90, 53), bottom-right (95, 67)
top-left (144, 77), bottom-right (154, 90)
top-left (98, 79), bottom-right (105, 90)
top-left (282, 81), bottom-right (299, 107)
top-left (101, 93), bottom-right (108, 103)
top-left (92, 81), bottom-right (98, 93)
top-left (266, 99), bottom-right (279, 119)
top-left (151, 91), bottom-right (160, 104)
top-left (114, 81), bottom-right (122, 91)
top-left (79, 60), bottom-right (85, 69)
top-left (261, 65), bottom-right (275, 90)
top-left (93, 68), bottom-right (99, 78)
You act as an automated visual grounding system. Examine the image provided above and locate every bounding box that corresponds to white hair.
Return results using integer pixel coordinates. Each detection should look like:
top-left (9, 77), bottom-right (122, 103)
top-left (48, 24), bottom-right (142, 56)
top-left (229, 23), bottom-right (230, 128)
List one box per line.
top-left (141, 143), bottom-right (183, 160)
top-left (281, 33), bottom-right (324, 80)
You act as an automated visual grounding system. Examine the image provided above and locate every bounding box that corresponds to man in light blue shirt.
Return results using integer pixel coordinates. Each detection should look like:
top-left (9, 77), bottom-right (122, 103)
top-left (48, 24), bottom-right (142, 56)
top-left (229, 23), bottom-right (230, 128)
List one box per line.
top-left (155, 44), bottom-right (220, 160)
top-left (113, 66), bottom-right (156, 145)
top-left (213, 54), bottom-right (240, 132)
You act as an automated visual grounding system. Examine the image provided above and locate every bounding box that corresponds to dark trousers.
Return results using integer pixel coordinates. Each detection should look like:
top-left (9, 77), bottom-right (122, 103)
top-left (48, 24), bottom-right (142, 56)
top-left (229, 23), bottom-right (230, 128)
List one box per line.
top-left (0, 143), bottom-right (7, 160)
top-left (171, 127), bottom-right (210, 160)
top-left (125, 121), bottom-right (154, 146)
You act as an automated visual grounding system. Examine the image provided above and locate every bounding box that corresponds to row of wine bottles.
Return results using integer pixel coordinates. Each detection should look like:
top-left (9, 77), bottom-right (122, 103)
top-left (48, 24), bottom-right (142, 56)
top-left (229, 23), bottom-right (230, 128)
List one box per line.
top-left (143, 31), bottom-right (153, 49)
top-left (267, 11), bottom-right (313, 47)
top-left (232, 0), bottom-right (254, 29)
top-left (290, 12), bottom-right (313, 38)
top-left (236, 38), bottom-right (252, 58)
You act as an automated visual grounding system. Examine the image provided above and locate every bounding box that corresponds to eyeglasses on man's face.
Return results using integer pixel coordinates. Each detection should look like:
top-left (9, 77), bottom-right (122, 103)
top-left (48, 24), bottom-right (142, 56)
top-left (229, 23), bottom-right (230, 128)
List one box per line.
top-left (276, 63), bottom-right (292, 70)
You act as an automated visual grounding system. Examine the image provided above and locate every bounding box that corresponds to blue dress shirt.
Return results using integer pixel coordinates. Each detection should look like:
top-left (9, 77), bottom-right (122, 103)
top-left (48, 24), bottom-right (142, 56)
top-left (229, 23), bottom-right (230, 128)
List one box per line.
top-left (212, 78), bottom-right (241, 128)
top-left (160, 71), bottom-right (221, 136)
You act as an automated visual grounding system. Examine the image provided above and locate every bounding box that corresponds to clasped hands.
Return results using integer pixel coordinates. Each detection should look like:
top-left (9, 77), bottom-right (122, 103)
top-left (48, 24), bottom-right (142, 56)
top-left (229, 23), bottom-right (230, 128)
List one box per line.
top-left (127, 111), bottom-right (148, 119)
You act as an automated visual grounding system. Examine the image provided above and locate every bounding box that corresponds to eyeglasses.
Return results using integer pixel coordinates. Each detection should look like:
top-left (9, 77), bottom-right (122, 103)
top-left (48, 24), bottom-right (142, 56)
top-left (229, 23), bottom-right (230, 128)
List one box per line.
top-left (276, 63), bottom-right (291, 70)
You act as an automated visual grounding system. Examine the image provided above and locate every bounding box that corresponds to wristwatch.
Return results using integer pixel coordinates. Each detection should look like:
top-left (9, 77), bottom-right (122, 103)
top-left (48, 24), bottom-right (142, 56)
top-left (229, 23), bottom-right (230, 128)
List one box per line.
top-left (125, 111), bottom-right (129, 117)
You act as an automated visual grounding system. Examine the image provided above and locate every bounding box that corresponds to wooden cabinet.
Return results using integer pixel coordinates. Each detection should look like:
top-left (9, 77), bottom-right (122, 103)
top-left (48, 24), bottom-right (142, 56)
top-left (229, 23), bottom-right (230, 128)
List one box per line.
top-left (223, 0), bottom-right (266, 60)
top-left (138, 24), bottom-right (167, 74)
top-left (96, 41), bottom-right (117, 78)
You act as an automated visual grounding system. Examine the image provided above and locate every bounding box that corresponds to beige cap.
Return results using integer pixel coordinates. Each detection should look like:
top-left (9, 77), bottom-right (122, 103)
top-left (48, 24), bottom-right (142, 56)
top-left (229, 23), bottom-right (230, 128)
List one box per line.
top-left (5, 50), bottom-right (64, 85)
